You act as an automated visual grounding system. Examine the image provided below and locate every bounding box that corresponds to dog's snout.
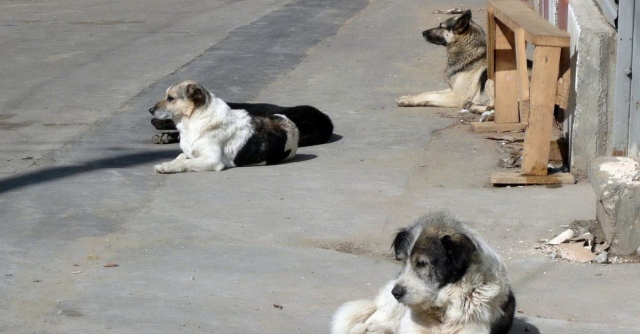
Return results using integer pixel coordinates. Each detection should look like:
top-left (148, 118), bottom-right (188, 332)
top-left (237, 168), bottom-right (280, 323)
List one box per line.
top-left (391, 284), bottom-right (405, 300)
top-left (149, 107), bottom-right (156, 115)
top-left (422, 30), bottom-right (428, 37)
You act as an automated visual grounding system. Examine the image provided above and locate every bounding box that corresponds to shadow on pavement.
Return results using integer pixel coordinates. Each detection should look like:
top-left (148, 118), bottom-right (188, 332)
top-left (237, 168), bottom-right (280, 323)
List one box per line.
top-left (511, 317), bottom-right (541, 334)
top-left (328, 133), bottom-right (343, 143)
top-left (285, 153), bottom-right (317, 164)
top-left (0, 150), bottom-right (180, 195)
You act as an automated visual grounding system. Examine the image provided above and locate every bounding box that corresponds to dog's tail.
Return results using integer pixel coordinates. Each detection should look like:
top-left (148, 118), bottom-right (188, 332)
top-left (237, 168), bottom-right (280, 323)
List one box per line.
top-left (275, 106), bottom-right (334, 147)
top-left (331, 299), bottom-right (377, 334)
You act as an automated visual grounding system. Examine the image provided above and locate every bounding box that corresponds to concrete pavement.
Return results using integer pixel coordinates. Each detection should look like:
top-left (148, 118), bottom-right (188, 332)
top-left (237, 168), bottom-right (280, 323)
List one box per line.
top-left (1, 0), bottom-right (639, 333)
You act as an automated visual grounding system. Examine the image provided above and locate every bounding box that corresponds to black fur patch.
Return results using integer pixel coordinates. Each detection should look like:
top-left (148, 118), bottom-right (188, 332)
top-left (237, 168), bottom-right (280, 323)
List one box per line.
top-left (490, 289), bottom-right (516, 334)
top-left (453, 10), bottom-right (472, 33)
top-left (392, 228), bottom-right (412, 261)
top-left (412, 233), bottom-right (477, 287)
top-left (423, 27), bottom-right (447, 46)
top-left (233, 115), bottom-right (291, 166)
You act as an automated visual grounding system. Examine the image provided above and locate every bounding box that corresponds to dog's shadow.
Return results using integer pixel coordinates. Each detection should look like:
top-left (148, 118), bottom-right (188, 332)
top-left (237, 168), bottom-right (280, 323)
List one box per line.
top-left (286, 153), bottom-right (317, 164)
top-left (510, 317), bottom-right (541, 334)
top-left (327, 133), bottom-right (343, 144)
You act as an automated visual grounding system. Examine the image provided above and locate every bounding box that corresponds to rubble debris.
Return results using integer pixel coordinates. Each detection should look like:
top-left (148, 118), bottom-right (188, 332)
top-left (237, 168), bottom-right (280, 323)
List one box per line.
top-left (547, 229), bottom-right (574, 245)
top-left (537, 220), bottom-right (639, 263)
top-left (479, 110), bottom-right (494, 122)
top-left (557, 243), bottom-right (595, 262)
top-left (485, 135), bottom-right (524, 143)
top-left (273, 304), bottom-right (284, 310)
top-left (103, 262), bottom-right (118, 267)
top-left (593, 252), bottom-right (608, 264)
top-left (434, 7), bottom-right (466, 14)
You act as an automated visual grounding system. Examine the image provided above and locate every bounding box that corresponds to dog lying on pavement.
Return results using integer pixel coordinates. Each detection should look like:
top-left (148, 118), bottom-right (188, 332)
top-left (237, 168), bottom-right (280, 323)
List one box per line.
top-left (396, 10), bottom-right (495, 120)
top-left (151, 102), bottom-right (334, 147)
top-left (332, 212), bottom-right (515, 334)
top-left (149, 80), bottom-right (312, 173)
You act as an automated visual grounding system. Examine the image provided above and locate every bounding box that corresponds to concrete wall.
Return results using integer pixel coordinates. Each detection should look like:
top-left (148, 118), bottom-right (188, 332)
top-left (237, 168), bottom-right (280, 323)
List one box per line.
top-left (534, 0), bottom-right (617, 174)
top-left (565, 0), bottom-right (617, 173)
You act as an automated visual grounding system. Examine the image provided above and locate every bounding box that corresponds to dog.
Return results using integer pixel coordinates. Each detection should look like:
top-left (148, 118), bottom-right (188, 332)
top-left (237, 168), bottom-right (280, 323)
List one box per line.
top-left (332, 212), bottom-right (515, 334)
top-left (151, 102), bottom-right (334, 147)
top-left (148, 80), bottom-right (301, 173)
top-left (396, 10), bottom-right (495, 118)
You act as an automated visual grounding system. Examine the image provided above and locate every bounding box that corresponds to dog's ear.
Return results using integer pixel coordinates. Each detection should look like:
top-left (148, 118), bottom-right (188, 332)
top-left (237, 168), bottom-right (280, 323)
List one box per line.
top-left (441, 233), bottom-right (476, 274)
top-left (185, 83), bottom-right (207, 112)
top-left (392, 228), bottom-right (412, 261)
top-left (453, 10), bottom-right (472, 33)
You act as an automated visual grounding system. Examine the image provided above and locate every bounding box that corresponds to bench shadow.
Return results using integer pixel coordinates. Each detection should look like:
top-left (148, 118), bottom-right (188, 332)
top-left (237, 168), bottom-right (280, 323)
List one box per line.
top-left (510, 317), bottom-right (541, 334)
top-left (0, 150), bottom-right (181, 195)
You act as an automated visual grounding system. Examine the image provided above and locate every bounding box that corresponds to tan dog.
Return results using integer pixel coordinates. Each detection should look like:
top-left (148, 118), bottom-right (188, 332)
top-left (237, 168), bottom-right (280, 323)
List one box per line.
top-left (148, 80), bottom-right (298, 173)
top-left (396, 10), bottom-right (495, 118)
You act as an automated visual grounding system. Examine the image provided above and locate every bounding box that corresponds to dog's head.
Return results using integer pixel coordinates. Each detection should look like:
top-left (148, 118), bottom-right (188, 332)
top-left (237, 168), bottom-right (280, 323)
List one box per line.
top-left (422, 10), bottom-right (473, 46)
top-left (149, 80), bottom-right (209, 120)
top-left (391, 212), bottom-right (477, 309)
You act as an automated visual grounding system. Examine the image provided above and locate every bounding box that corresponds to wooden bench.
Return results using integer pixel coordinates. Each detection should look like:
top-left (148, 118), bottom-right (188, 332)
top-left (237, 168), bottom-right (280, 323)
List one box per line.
top-left (473, 0), bottom-right (574, 185)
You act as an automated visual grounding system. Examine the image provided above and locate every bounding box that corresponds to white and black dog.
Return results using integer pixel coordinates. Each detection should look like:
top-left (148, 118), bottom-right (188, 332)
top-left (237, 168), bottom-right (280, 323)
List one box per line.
top-left (332, 212), bottom-right (515, 334)
top-left (149, 80), bottom-right (301, 173)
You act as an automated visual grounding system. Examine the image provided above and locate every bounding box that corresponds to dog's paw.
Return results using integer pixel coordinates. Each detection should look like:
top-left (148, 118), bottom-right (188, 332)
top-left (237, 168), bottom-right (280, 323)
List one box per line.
top-left (154, 162), bottom-right (178, 174)
top-left (152, 132), bottom-right (180, 145)
top-left (348, 323), bottom-right (369, 334)
top-left (396, 96), bottom-right (415, 107)
top-left (364, 323), bottom-right (388, 334)
top-left (463, 101), bottom-right (475, 110)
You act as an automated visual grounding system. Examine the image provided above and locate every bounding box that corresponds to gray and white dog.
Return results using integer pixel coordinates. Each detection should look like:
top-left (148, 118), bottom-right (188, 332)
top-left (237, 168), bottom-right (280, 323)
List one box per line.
top-left (396, 10), bottom-right (495, 117)
top-left (332, 212), bottom-right (515, 334)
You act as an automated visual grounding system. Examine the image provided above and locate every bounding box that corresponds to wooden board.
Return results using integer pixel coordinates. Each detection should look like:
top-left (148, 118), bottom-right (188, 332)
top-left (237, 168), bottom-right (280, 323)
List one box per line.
top-left (555, 47), bottom-right (571, 110)
top-left (493, 20), bottom-right (520, 124)
top-left (515, 28), bottom-right (530, 125)
top-left (471, 121), bottom-right (526, 133)
top-left (487, 7), bottom-right (496, 81)
top-left (521, 46), bottom-right (562, 175)
top-left (491, 171), bottom-right (575, 185)
top-left (489, 0), bottom-right (570, 47)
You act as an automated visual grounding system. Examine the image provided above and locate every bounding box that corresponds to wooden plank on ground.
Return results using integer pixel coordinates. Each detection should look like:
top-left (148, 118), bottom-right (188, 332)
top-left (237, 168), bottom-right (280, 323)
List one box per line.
top-left (521, 46), bottom-right (561, 175)
top-left (491, 171), bottom-right (575, 185)
top-left (494, 19), bottom-right (520, 124)
top-left (471, 121), bottom-right (526, 133)
top-left (489, 0), bottom-right (570, 47)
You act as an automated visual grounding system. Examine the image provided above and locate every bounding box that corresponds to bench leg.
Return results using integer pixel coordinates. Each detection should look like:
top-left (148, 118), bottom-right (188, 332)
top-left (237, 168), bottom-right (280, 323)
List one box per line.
top-left (521, 46), bottom-right (561, 175)
top-left (515, 28), bottom-right (530, 125)
top-left (487, 6), bottom-right (496, 81)
top-left (494, 19), bottom-right (520, 124)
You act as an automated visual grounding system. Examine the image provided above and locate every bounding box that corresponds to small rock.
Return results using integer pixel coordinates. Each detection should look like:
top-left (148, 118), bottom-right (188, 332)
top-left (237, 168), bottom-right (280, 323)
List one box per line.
top-left (5, 273), bottom-right (13, 277)
top-left (593, 252), bottom-right (608, 264)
